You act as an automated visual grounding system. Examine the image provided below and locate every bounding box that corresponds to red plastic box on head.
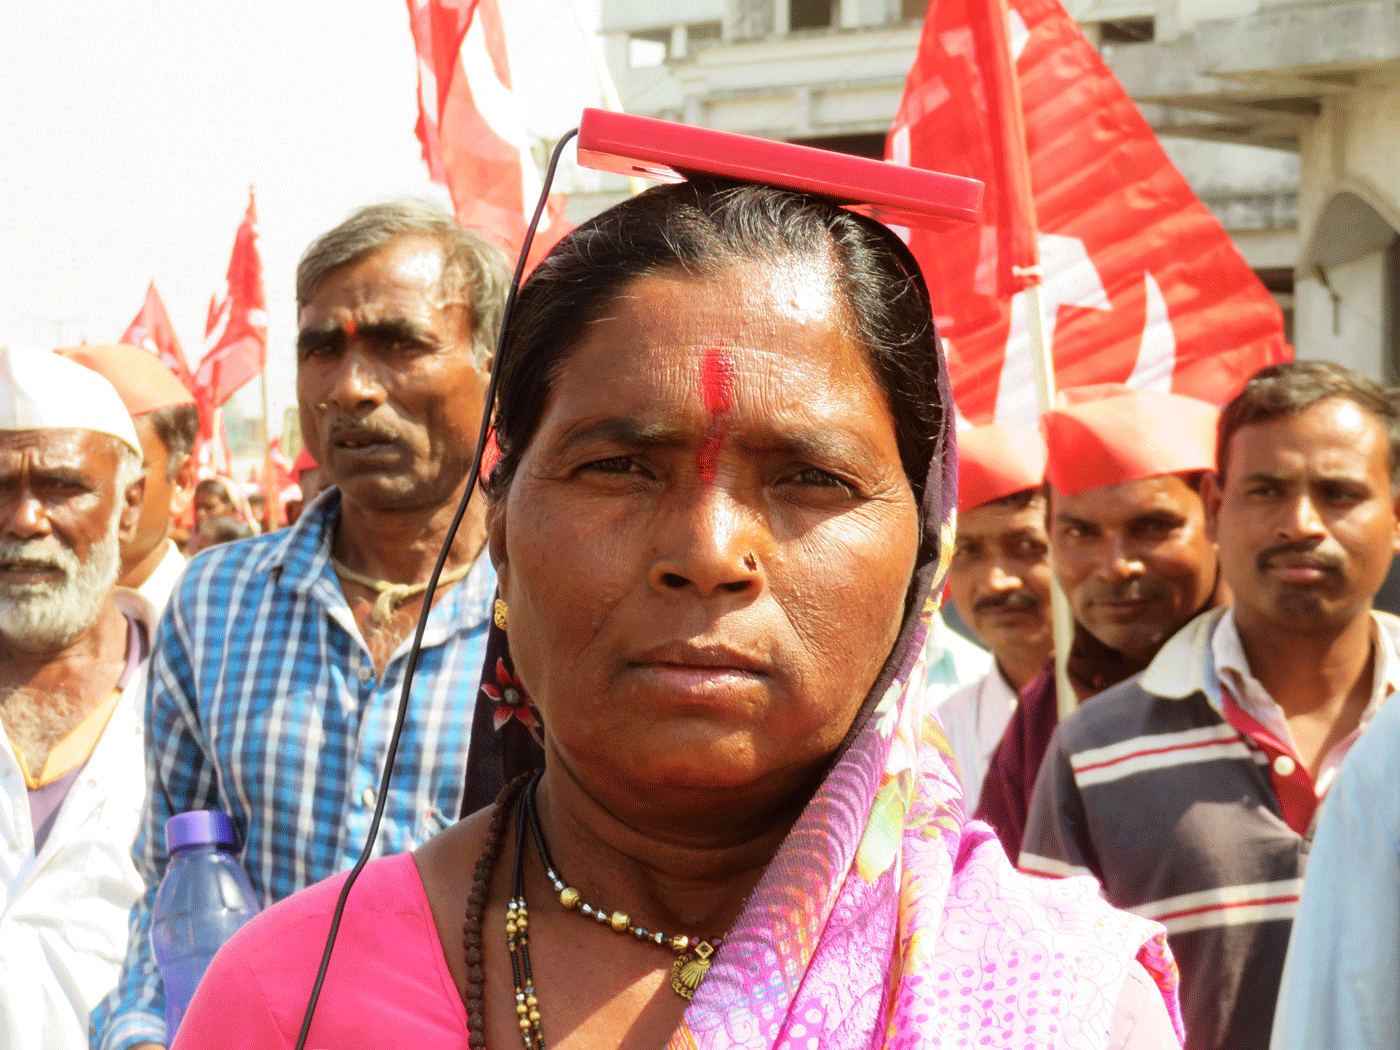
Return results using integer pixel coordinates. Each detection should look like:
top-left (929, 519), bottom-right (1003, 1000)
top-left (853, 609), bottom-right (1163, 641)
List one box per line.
top-left (575, 109), bottom-right (983, 232)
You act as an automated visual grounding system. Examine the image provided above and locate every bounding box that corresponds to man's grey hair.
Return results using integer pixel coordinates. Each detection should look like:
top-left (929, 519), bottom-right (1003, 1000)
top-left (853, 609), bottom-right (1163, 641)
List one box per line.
top-left (296, 199), bottom-right (512, 367)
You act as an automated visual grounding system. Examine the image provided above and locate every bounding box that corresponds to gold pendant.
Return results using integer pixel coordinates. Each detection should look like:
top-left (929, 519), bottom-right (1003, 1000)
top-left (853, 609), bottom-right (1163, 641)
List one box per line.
top-left (669, 941), bottom-right (715, 1001)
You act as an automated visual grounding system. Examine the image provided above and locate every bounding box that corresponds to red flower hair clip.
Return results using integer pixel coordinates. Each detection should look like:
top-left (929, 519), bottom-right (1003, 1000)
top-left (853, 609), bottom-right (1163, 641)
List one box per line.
top-left (481, 657), bottom-right (539, 736)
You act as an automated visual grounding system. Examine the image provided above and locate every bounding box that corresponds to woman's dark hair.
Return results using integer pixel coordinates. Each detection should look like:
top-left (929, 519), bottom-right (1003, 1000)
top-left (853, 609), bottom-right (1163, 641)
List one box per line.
top-left (489, 179), bottom-right (945, 503)
top-left (195, 478), bottom-right (235, 507)
top-left (1218, 360), bottom-right (1400, 488)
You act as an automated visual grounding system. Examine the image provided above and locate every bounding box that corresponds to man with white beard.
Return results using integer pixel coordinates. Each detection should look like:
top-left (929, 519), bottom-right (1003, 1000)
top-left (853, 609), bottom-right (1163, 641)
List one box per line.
top-left (0, 346), bottom-right (155, 1050)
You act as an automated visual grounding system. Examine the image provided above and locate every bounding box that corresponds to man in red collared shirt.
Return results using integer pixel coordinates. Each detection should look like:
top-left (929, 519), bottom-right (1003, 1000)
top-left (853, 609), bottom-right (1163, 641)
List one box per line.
top-left (1021, 360), bottom-right (1400, 1050)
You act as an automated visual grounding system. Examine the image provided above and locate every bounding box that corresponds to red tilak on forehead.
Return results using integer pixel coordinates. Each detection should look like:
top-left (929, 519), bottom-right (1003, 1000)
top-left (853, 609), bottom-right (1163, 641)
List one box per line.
top-left (699, 345), bottom-right (733, 416)
top-left (696, 346), bottom-right (734, 483)
top-left (344, 316), bottom-right (357, 340)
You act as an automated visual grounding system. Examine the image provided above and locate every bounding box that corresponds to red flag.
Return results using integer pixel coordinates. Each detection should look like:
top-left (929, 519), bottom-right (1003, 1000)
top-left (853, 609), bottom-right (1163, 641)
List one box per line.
top-left (407, 0), bottom-right (570, 264)
top-left (122, 282), bottom-right (196, 390)
top-left (262, 437), bottom-right (299, 529)
top-left (890, 0), bottom-right (1289, 425)
top-left (196, 190), bottom-right (268, 407)
top-left (122, 281), bottom-right (221, 460)
top-left (192, 407), bottom-right (235, 481)
top-left (205, 293), bottom-right (226, 344)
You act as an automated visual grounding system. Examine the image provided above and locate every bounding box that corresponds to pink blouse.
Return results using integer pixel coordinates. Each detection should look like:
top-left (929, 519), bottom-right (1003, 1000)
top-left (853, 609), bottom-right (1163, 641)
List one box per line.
top-left (173, 851), bottom-right (1176, 1050)
top-left (172, 852), bottom-right (464, 1050)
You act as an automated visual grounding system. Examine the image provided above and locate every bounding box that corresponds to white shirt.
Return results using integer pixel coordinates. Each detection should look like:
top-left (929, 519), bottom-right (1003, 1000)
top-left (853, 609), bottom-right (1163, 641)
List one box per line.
top-left (134, 539), bottom-right (186, 614)
top-left (0, 589), bottom-right (154, 1050)
top-left (1211, 607), bottom-right (1400, 795)
top-left (937, 667), bottom-right (1018, 813)
top-left (922, 612), bottom-right (993, 707)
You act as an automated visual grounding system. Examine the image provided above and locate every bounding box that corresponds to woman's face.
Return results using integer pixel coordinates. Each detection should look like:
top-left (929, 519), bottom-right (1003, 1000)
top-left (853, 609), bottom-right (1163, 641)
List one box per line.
top-left (491, 260), bottom-right (921, 810)
top-left (194, 487), bottom-right (232, 526)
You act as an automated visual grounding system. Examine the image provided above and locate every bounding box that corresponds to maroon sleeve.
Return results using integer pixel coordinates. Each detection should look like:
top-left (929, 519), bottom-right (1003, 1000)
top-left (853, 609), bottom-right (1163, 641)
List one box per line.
top-left (972, 663), bottom-right (1059, 860)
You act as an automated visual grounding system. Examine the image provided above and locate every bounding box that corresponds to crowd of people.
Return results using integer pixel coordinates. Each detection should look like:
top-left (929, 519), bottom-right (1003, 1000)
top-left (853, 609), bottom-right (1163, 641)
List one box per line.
top-left (940, 373), bottom-right (1400, 1049)
top-left (0, 183), bottom-right (1393, 1050)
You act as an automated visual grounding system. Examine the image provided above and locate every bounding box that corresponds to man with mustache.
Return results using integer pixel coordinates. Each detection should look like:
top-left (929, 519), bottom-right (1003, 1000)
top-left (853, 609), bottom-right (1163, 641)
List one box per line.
top-left (1022, 361), bottom-right (1400, 1050)
top-left (939, 422), bottom-right (1052, 810)
top-left (93, 201), bottom-right (512, 1050)
top-left (975, 385), bottom-right (1225, 857)
top-left (59, 344), bottom-right (199, 611)
top-left (0, 348), bottom-right (156, 1050)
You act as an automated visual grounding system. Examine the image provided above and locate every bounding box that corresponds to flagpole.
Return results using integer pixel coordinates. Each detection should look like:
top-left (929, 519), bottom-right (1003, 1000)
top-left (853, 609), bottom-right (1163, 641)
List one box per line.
top-left (995, 0), bottom-right (1076, 720)
top-left (258, 365), bottom-right (272, 523)
top-left (1024, 280), bottom-right (1077, 719)
top-left (565, 0), bottom-right (646, 196)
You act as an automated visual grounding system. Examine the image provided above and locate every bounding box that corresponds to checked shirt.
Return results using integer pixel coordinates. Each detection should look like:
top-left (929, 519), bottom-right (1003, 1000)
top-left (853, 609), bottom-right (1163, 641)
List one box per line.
top-left (91, 490), bottom-right (494, 1050)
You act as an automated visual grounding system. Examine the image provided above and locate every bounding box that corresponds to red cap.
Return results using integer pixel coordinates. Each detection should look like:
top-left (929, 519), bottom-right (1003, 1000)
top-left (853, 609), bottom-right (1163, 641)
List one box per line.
top-left (957, 423), bottom-right (1047, 512)
top-left (58, 344), bottom-right (195, 416)
top-left (1042, 384), bottom-right (1218, 496)
top-left (291, 446), bottom-right (318, 476)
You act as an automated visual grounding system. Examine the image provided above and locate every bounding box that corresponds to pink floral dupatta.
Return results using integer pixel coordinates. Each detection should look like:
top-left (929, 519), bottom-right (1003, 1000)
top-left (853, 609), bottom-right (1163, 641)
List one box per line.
top-left (672, 580), bottom-right (1183, 1050)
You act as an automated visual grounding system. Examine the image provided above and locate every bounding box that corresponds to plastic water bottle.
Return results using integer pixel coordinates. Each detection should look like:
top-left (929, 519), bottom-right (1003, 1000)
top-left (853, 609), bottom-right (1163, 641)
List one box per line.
top-left (151, 810), bottom-right (262, 1038)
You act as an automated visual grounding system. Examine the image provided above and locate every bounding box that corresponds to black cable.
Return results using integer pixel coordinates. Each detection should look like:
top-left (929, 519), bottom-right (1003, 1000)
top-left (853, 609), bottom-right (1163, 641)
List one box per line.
top-left (293, 128), bottom-right (580, 1050)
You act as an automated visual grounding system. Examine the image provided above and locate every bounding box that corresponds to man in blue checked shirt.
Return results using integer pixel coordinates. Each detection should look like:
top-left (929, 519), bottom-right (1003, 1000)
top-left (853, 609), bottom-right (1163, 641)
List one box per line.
top-left (92, 201), bottom-right (512, 1050)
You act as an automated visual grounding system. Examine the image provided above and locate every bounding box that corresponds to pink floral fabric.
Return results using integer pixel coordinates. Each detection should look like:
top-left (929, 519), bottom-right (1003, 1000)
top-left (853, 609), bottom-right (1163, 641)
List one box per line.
top-left (671, 590), bottom-right (1183, 1050)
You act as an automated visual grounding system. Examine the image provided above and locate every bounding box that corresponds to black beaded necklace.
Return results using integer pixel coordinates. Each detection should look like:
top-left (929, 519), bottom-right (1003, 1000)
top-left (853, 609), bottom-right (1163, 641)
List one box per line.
top-left (462, 771), bottom-right (553, 1050)
top-left (520, 777), bottom-right (724, 1001)
top-left (462, 772), bottom-right (726, 1050)
top-left (462, 773), bottom-right (532, 1049)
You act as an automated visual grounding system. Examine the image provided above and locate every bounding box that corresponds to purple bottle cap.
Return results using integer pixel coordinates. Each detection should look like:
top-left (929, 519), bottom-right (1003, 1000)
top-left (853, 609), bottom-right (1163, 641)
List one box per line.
top-left (166, 810), bottom-right (237, 853)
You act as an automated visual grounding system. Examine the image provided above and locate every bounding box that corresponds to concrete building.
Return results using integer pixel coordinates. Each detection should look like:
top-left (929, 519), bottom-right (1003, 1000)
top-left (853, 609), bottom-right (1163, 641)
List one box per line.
top-left (571, 1), bottom-right (925, 217)
top-left (591, 0), bottom-right (1398, 381)
top-left (1100, 0), bottom-right (1400, 380)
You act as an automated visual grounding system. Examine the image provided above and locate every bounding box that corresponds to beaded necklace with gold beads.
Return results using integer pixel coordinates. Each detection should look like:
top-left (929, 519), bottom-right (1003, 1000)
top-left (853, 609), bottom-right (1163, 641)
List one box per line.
top-left (462, 773), bottom-right (727, 1050)
top-left (521, 776), bottom-right (724, 1002)
top-left (505, 780), bottom-right (545, 1048)
top-left (462, 774), bottom-right (529, 1050)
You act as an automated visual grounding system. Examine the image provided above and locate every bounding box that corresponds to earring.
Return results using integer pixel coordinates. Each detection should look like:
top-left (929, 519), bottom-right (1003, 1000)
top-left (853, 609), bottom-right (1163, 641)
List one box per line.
top-left (493, 598), bottom-right (509, 630)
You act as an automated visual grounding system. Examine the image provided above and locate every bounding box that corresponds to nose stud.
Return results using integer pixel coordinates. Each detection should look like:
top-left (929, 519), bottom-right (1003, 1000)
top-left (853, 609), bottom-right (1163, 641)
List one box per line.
top-left (743, 553), bottom-right (758, 571)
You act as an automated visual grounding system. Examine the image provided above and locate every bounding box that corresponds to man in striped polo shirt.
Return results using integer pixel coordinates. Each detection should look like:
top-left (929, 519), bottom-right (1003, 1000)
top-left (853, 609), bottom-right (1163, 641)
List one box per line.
top-left (1021, 361), bottom-right (1400, 1050)
top-left (976, 385), bottom-right (1228, 858)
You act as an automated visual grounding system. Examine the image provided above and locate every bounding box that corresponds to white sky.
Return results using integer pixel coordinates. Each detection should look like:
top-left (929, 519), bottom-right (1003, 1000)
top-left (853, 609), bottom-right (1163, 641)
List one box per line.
top-left (0, 0), bottom-right (602, 431)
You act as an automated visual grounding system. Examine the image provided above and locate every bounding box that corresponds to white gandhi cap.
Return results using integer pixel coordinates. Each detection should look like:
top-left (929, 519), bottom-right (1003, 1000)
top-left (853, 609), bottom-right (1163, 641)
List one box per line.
top-left (0, 346), bottom-right (142, 457)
